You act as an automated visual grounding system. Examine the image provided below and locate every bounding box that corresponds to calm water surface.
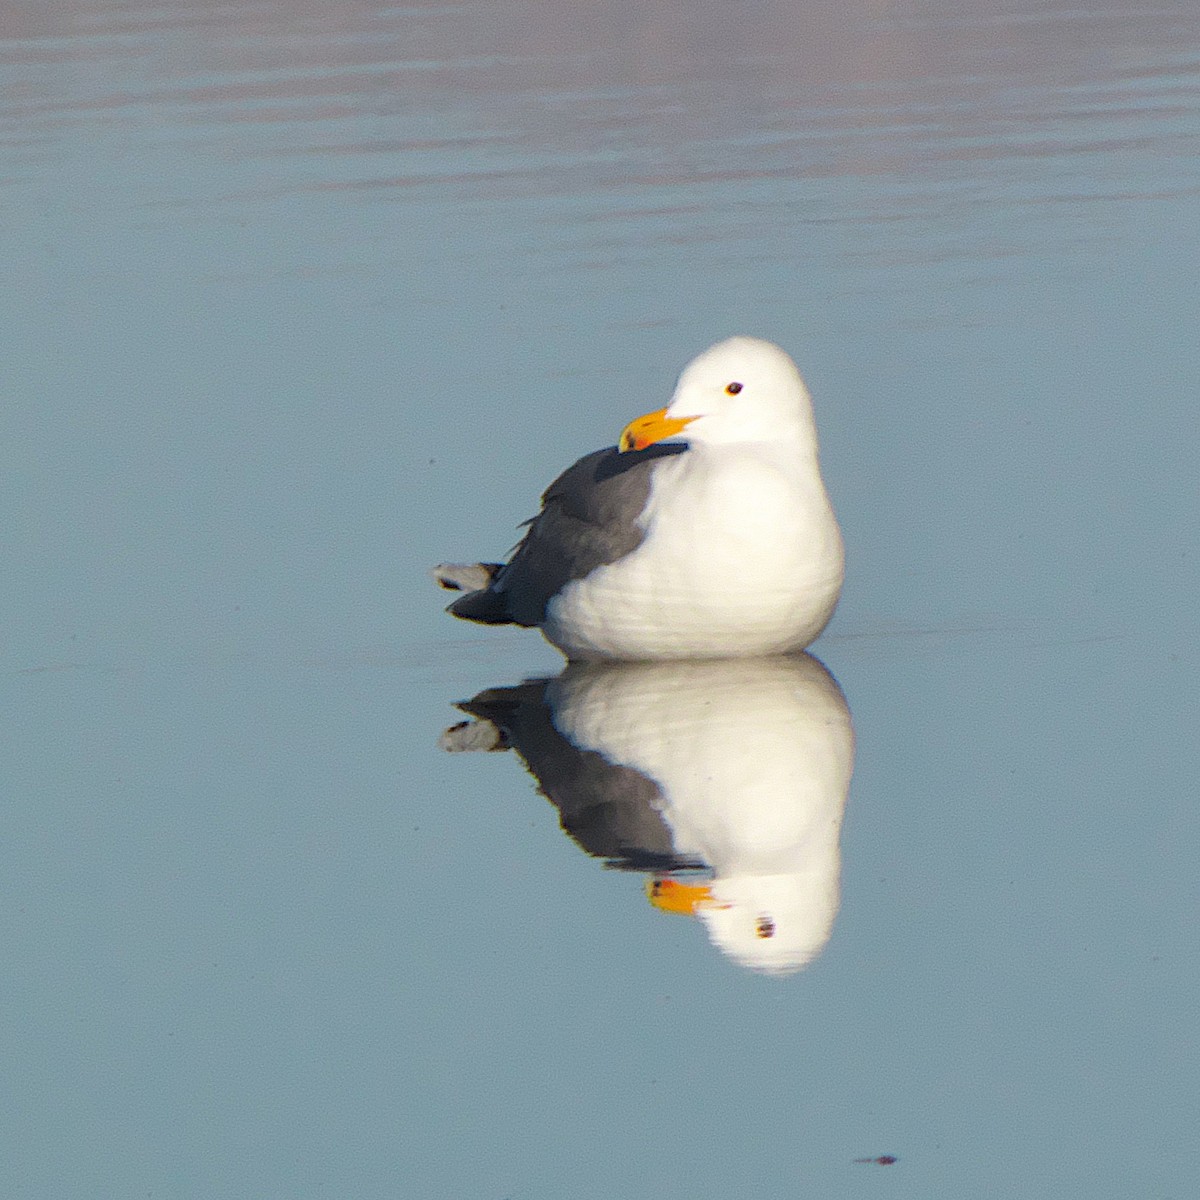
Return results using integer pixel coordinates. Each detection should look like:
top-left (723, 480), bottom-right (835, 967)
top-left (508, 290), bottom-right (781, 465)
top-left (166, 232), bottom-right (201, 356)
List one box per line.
top-left (4, 1), bottom-right (1199, 1196)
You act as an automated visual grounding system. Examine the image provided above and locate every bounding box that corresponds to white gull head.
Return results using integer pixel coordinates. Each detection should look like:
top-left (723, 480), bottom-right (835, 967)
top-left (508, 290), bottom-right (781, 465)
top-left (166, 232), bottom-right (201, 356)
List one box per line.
top-left (665, 336), bottom-right (820, 452)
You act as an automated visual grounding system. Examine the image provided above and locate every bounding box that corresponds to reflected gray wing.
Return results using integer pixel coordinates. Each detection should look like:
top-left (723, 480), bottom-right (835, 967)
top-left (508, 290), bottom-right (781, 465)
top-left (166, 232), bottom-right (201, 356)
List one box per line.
top-left (446, 676), bottom-right (702, 870)
top-left (444, 442), bottom-right (687, 627)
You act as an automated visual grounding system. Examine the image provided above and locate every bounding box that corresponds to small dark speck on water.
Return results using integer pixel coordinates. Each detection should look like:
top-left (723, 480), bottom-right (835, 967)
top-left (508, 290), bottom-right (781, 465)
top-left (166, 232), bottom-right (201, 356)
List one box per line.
top-left (854, 1155), bottom-right (898, 1165)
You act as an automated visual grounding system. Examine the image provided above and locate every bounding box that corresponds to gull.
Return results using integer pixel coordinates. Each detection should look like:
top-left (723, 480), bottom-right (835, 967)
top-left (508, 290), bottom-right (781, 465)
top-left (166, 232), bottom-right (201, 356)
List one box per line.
top-left (435, 337), bottom-right (843, 660)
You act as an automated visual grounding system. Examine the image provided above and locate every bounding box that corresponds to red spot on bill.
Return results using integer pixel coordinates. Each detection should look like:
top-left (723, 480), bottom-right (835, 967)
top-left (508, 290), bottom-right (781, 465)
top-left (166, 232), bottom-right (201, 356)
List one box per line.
top-left (853, 1155), bottom-right (898, 1165)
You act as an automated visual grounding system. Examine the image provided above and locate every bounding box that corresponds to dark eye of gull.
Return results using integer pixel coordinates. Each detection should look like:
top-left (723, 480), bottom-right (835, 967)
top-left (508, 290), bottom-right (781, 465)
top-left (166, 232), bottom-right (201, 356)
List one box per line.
top-left (725, 382), bottom-right (743, 395)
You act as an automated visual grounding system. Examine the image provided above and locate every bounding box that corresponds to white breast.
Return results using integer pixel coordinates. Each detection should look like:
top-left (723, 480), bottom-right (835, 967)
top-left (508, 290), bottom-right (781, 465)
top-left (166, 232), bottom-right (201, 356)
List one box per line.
top-left (544, 444), bottom-right (844, 660)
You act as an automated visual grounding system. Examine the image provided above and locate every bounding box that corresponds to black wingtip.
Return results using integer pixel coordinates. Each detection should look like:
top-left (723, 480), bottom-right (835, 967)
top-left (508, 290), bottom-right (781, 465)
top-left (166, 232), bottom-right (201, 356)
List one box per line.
top-left (446, 588), bottom-right (515, 625)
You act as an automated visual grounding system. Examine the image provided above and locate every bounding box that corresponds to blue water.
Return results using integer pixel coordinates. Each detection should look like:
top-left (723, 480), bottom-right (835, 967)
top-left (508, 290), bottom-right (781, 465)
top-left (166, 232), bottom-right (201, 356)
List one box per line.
top-left (4, 1), bottom-right (1199, 1196)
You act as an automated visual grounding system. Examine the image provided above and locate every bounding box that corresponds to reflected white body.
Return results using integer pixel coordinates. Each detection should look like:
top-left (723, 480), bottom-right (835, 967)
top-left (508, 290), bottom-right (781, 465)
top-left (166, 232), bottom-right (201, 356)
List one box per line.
top-left (549, 655), bottom-right (854, 974)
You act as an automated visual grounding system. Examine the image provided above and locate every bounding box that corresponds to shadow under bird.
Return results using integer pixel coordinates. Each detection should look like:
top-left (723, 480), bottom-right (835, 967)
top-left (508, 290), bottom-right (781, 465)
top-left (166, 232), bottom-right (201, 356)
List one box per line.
top-left (434, 337), bottom-right (844, 661)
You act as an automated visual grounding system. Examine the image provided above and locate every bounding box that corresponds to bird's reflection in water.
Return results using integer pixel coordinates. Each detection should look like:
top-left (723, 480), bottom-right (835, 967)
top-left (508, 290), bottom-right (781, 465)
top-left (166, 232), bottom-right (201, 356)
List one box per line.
top-left (441, 655), bottom-right (854, 975)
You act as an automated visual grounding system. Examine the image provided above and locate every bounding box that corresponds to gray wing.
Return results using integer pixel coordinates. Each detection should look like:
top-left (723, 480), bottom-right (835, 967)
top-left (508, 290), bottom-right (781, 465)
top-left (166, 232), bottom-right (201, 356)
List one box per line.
top-left (444, 442), bottom-right (687, 627)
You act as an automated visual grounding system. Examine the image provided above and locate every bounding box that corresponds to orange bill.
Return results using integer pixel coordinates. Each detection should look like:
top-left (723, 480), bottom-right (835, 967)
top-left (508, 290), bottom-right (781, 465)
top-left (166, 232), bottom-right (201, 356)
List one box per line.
top-left (646, 877), bottom-right (720, 916)
top-left (618, 407), bottom-right (696, 452)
